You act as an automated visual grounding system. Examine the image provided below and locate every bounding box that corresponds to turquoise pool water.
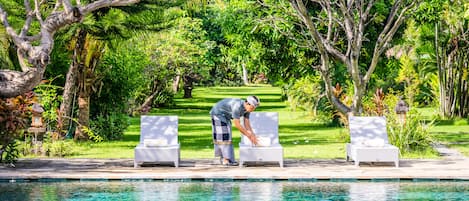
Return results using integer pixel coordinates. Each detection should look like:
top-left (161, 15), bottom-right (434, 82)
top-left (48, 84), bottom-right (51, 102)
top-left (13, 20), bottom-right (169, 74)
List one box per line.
top-left (0, 180), bottom-right (468, 201)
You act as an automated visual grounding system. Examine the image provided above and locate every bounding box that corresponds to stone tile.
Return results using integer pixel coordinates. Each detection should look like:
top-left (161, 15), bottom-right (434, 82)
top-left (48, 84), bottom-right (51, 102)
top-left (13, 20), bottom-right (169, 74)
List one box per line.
top-left (1, 158), bottom-right (468, 180)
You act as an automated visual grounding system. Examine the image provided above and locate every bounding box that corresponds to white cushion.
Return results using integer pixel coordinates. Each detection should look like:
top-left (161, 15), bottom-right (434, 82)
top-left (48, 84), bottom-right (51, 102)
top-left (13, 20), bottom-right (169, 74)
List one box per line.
top-left (144, 138), bottom-right (168, 147)
top-left (244, 136), bottom-right (271, 147)
top-left (362, 139), bottom-right (385, 147)
top-left (256, 136), bottom-right (272, 147)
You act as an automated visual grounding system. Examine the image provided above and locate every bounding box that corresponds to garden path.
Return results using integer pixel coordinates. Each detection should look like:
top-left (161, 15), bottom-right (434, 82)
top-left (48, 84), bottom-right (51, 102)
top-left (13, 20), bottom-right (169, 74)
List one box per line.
top-left (432, 143), bottom-right (466, 160)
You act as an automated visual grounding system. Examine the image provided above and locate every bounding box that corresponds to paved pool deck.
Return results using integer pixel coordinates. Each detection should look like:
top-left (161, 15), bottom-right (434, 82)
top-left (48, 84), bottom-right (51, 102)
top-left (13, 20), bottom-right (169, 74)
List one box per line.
top-left (1, 158), bottom-right (468, 181)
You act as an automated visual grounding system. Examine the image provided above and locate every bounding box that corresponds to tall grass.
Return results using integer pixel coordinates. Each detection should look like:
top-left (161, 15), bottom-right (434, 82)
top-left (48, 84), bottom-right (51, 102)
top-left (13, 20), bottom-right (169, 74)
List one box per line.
top-left (387, 110), bottom-right (435, 156)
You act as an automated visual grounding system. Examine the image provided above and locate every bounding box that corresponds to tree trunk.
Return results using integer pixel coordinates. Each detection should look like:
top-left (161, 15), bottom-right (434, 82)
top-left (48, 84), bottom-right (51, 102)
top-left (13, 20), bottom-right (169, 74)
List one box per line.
top-left (137, 79), bottom-right (167, 113)
top-left (139, 90), bottom-right (158, 114)
top-left (290, 0), bottom-right (414, 116)
top-left (172, 75), bottom-right (180, 92)
top-left (183, 75), bottom-right (193, 98)
top-left (58, 63), bottom-right (78, 137)
top-left (58, 29), bottom-right (86, 136)
top-left (72, 31), bottom-right (104, 140)
top-left (352, 84), bottom-right (365, 115)
top-left (74, 94), bottom-right (90, 140)
top-left (242, 62), bottom-right (249, 85)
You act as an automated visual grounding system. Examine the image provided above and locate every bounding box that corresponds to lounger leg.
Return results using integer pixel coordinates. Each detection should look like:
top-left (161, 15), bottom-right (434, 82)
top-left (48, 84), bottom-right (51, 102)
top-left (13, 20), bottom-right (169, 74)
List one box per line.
top-left (174, 160), bottom-right (179, 168)
top-left (354, 160), bottom-right (359, 167)
top-left (134, 161), bottom-right (138, 168)
top-left (239, 161), bottom-right (244, 167)
top-left (279, 160), bottom-right (284, 168)
top-left (395, 160), bottom-right (399, 168)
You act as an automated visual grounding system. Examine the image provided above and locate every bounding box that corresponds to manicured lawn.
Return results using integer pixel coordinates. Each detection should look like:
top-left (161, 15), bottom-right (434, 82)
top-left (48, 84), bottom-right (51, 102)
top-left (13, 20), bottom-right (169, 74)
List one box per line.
top-left (430, 124), bottom-right (469, 157)
top-left (416, 106), bottom-right (469, 156)
top-left (36, 85), bottom-right (468, 159)
top-left (69, 85), bottom-right (347, 159)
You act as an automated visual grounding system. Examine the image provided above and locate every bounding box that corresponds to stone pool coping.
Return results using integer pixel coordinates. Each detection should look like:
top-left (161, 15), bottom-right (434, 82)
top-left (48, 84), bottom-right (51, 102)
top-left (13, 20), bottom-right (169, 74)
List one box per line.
top-left (1, 158), bottom-right (468, 181)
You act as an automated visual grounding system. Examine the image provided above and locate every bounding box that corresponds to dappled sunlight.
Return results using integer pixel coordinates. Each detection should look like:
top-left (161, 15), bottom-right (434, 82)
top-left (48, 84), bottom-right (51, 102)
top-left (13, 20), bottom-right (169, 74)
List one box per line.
top-left (68, 86), bottom-right (467, 159)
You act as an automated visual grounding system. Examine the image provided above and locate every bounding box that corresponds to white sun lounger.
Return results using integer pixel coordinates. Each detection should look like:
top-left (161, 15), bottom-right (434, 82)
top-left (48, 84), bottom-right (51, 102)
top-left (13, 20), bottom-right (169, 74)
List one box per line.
top-left (346, 116), bottom-right (399, 167)
top-left (134, 115), bottom-right (180, 167)
top-left (239, 112), bottom-right (284, 167)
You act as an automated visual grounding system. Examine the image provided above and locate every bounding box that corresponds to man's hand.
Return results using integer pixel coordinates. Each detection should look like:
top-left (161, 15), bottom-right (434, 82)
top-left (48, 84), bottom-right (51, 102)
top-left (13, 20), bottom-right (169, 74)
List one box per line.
top-left (246, 131), bottom-right (259, 145)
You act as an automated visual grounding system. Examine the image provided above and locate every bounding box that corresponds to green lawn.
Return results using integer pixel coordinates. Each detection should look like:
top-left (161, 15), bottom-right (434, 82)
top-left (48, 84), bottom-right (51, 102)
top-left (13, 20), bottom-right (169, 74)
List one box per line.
top-left (68, 85), bottom-right (347, 159)
top-left (430, 124), bottom-right (469, 156)
top-left (416, 107), bottom-right (469, 156)
top-left (45, 85), bottom-right (468, 159)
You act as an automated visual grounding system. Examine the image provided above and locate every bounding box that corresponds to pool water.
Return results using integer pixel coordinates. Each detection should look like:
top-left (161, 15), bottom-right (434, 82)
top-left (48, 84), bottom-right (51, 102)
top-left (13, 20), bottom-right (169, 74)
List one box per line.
top-left (0, 180), bottom-right (468, 201)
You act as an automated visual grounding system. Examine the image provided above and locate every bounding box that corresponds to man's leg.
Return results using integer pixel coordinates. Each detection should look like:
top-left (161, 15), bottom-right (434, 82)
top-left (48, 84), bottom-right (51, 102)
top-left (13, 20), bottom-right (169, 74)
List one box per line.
top-left (212, 116), bottom-right (235, 164)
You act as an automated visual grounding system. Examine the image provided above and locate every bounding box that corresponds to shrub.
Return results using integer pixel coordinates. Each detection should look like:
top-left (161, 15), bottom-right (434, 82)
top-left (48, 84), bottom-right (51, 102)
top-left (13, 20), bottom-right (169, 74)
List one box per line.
top-left (43, 140), bottom-right (76, 157)
top-left (152, 88), bottom-right (175, 108)
top-left (34, 81), bottom-right (62, 131)
top-left (284, 75), bottom-right (323, 116)
top-left (386, 109), bottom-right (435, 154)
top-left (90, 113), bottom-right (129, 141)
top-left (362, 92), bottom-right (434, 155)
top-left (0, 93), bottom-right (34, 163)
top-left (252, 73), bottom-right (268, 84)
top-left (3, 141), bottom-right (20, 164)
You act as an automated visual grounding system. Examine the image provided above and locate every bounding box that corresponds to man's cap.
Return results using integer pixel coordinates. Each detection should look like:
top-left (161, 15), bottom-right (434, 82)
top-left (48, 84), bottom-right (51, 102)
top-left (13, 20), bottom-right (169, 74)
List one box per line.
top-left (246, 95), bottom-right (260, 107)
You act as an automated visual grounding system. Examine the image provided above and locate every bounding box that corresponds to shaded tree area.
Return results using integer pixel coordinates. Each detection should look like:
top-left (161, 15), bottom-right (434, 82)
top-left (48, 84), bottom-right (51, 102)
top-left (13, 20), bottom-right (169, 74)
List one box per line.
top-left (44, 1), bottom-right (184, 140)
top-left (399, 0), bottom-right (469, 118)
top-left (0, 0), bottom-right (140, 98)
top-left (422, 0), bottom-right (468, 118)
top-left (286, 0), bottom-right (418, 116)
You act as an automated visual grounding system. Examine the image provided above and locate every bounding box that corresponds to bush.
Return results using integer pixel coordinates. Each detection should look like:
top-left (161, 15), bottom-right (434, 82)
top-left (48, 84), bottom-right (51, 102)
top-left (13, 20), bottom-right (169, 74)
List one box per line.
top-left (43, 140), bottom-right (76, 157)
top-left (90, 113), bottom-right (129, 141)
top-left (0, 93), bottom-right (34, 163)
top-left (2, 141), bottom-right (20, 164)
top-left (152, 88), bottom-right (175, 108)
top-left (386, 109), bottom-right (435, 154)
top-left (284, 75), bottom-right (323, 114)
top-left (34, 81), bottom-right (62, 131)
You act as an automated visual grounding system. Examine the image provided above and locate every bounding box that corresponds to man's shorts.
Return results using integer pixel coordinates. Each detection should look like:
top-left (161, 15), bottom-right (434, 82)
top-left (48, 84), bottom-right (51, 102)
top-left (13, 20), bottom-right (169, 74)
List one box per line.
top-left (211, 116), bottom-right (235, 162)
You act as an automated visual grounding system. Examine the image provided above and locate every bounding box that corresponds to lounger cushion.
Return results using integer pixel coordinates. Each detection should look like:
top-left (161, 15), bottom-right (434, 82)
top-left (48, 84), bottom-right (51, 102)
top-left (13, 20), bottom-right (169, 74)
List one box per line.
top-left (144, 138), bottom-right (169, 147)
top-left (362, 139), bottom-right (385, 147)
top-left (257, 136), bottom-right (272, 147)
top-left (242, 136), bottom-right (272, 147)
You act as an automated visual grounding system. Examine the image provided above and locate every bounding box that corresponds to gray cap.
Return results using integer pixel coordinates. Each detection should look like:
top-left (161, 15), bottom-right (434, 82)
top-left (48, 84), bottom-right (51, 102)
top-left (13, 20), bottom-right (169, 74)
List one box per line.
top-left (246, 96), bottom-right (260, 108)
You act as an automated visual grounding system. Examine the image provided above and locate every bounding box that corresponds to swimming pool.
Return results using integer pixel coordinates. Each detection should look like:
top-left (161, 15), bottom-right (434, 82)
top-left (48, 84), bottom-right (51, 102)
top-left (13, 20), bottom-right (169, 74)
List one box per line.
top-left (0, 180), bottom-right (468, 200)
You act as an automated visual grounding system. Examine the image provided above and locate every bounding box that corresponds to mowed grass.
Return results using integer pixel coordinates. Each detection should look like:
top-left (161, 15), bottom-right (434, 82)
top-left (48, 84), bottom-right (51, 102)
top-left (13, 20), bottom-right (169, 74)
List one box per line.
top-left (430, 121), bottom-right (469, 157)
top-left (63, 85), bottom-right (468, 159)
top-left (415, 106), bottom-right (469, 156)
top-left (69, 85), bottom-right (347, 159)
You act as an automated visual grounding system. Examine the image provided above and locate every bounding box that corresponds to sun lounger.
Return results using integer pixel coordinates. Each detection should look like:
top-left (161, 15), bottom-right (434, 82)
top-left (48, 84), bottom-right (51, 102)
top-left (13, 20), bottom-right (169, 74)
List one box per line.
top-left (239, 112), bottom-right (284, 167)
top-left (134, 115), bottom-right (180, 167)
top-left (346, 116), bottom-right (399, 167)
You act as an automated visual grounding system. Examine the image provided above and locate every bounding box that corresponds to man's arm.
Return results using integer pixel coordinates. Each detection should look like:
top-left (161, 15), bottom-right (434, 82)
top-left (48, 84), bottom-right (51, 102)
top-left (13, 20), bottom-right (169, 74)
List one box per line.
top-left (243, 117), bottom-right (254, 133)
top-left (233, 118), bottom-right (258, 145)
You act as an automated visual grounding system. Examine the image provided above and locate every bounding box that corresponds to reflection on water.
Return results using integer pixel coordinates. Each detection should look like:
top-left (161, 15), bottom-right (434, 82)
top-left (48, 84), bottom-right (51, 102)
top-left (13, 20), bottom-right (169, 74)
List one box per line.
top-left (0, 180), bottom-right (468, 201)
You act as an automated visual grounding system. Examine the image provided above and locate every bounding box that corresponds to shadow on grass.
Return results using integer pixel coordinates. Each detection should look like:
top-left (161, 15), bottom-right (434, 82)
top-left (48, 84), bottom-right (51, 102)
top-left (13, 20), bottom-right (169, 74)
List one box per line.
top-left (119, 86), bottom-right (343, 155)
top-left (432, 132), bottom-right (469, 142)
top-left (433, 119), bottom-right (469, 126)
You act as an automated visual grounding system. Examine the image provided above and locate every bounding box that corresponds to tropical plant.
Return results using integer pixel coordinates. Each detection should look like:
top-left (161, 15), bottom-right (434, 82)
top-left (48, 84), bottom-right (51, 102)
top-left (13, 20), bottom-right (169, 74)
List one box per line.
top-left (90, 113), bottom-right (129, 141)
top-left (387, 109), bottom-right (435, 154)
top-left (414, 0), bottom-right (469, 118)
top-left (260, 0), bottom-right (420, 116)
top-left (0, 92), bottom-right (34, 163)
top-left (33, 80), bottom-right (63, 132)
top-left (285, 75), bottom-right (324, 117)
top-left (43, 140), bottom-right (77, 157)
top-left (0, 0), bottom-right (139, 98)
